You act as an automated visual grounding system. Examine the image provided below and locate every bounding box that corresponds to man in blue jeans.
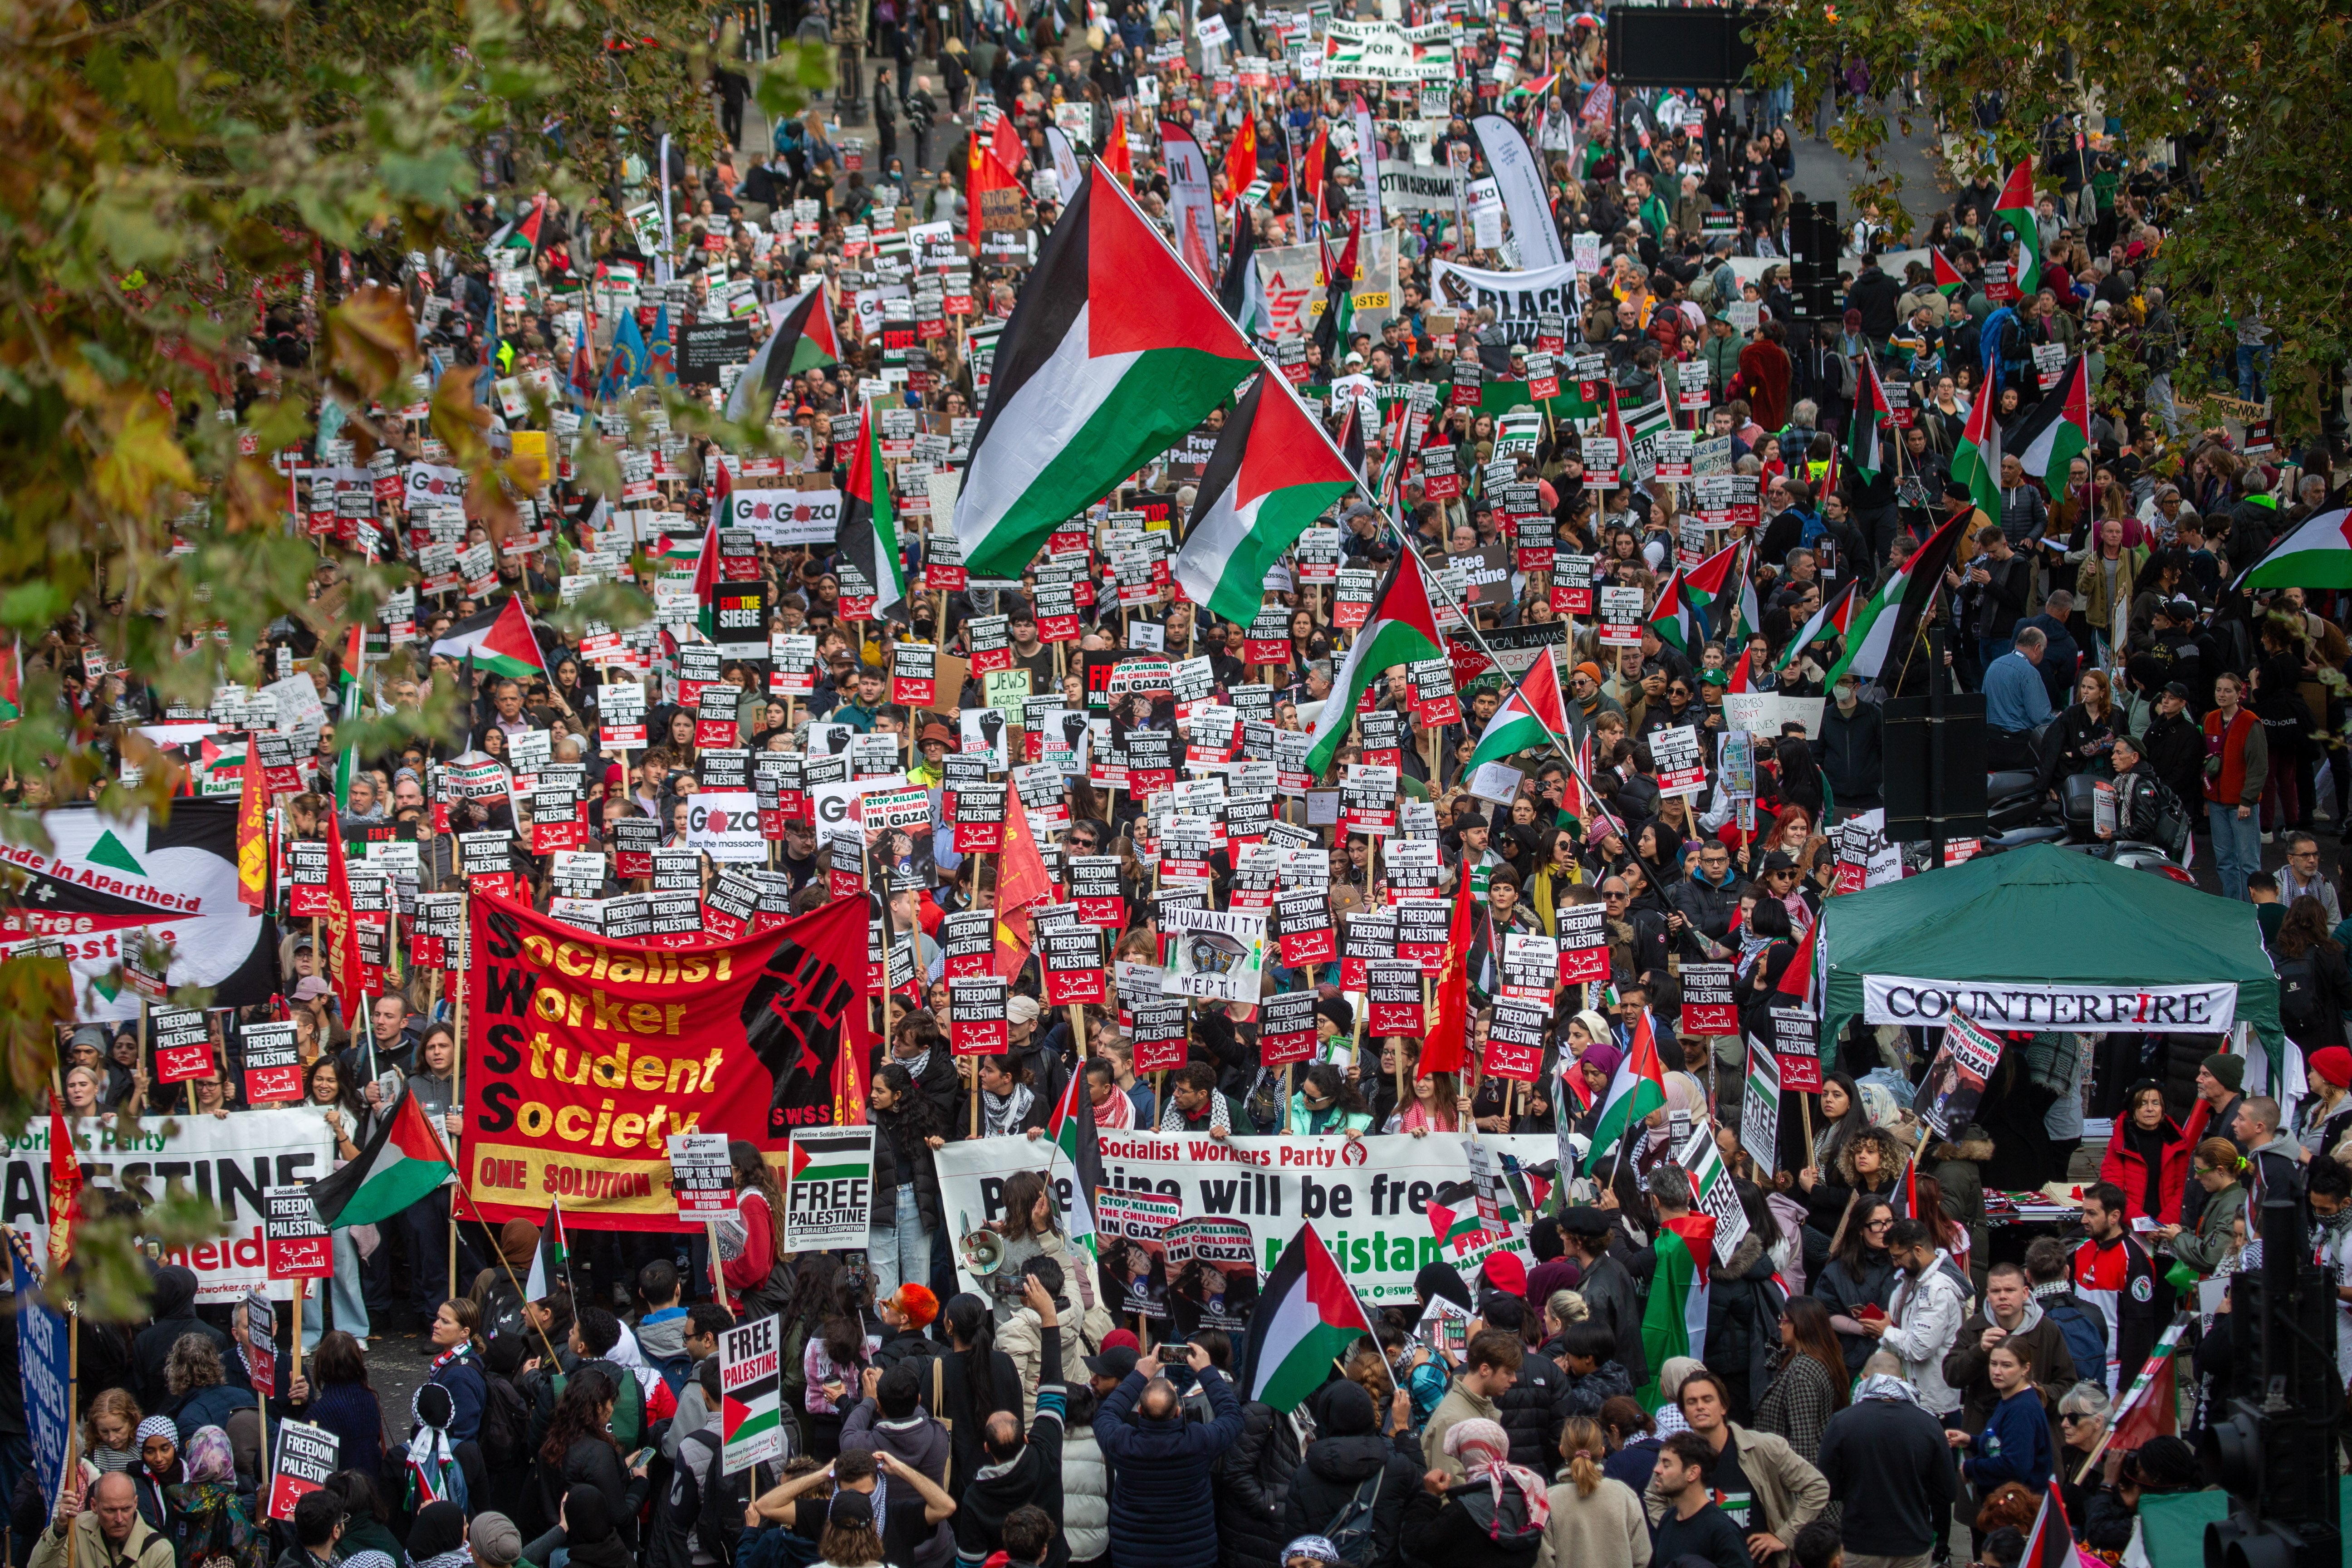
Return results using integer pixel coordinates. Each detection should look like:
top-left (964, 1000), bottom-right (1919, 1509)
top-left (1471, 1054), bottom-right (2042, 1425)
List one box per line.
top-left (2203, 670), bottom-right (2268, 900)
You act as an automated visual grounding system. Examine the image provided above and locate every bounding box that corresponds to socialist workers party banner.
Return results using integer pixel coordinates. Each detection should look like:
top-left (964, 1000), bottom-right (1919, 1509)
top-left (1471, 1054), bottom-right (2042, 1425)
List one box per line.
top-left (462, 894), bottom-right (872, 1229)
top-left (3, 1109), bottom-right (334, 1301)
top-left (936, 1132), bottom-right (1553, 1306)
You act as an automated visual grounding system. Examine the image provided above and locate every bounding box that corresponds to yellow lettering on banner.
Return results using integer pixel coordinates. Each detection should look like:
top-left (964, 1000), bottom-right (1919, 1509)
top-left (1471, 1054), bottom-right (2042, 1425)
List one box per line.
top-left (466, 1140), bottom-right (786, 1219)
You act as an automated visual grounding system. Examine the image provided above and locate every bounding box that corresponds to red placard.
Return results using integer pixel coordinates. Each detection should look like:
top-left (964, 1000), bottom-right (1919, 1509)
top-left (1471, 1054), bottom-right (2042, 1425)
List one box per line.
top-left (1779, 1047), bottom-right (1823, 1093)
top-left (1044, 964), bottom-right (1106, 1006)
top-left (532, 817), bottom-right (588, 854)
top-left (244, 1063), bottom-right (304, 1104)
top-left (1260, 1027), bottom-right (1317, 1067)
top-left (695, 717), bottom-right (740, 749)
top-left (1279, 926), bottom-right (1336, 967)
top-left (155, 1041), bottom-right (216, 1085)
top-left (1558, 945), bottom-right (1611, 985)
top-left (1133, 1034), bottom-right (1189, 1074)
top-left (891, 673), bottom-right (936, 707)
top-left (1481, 1037), bottom-right (1544, 1082)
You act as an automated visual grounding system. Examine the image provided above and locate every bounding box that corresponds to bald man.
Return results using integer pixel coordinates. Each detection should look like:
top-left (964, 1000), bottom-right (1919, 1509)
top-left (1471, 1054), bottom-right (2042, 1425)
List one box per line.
top-left (33, 1471), bottom-right (173, 1568)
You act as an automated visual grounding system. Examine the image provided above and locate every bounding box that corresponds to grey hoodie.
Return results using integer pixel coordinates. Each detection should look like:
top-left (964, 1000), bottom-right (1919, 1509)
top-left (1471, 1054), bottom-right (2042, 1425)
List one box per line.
top-left (842, 1403), bottom-right (954, 1568)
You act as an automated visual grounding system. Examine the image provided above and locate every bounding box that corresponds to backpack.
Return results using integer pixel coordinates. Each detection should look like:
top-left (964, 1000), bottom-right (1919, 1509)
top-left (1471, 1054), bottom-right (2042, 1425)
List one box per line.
top-left (2279, 954), bottom-right (2323, 1027)
top-left (481, 1277), bottom-right (528, 1345)
top-left (1323, 1466), bottom-right (1387, 1566)
top-left (2043, 1296), bottom-right (2107, 1378)
top-left (478, 1370), bottom-right (530, 1474)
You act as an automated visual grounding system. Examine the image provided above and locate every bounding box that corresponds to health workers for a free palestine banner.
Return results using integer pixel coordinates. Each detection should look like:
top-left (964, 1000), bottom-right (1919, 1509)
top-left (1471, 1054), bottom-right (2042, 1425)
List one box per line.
top-left (461, 892), bottom-right (873, 1229)
top-left (937, 1131), bottom-right (1554, 1304)
top-left (2, 1108), bottom-right (335, 1301)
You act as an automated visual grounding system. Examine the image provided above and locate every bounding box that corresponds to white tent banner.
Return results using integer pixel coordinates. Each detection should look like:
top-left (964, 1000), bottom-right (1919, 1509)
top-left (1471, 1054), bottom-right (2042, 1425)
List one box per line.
top-left (1860, 975), bottom-right (2239, 1033)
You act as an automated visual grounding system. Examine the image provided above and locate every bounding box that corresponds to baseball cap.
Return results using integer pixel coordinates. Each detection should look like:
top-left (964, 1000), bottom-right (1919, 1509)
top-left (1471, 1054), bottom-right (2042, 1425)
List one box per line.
top-left (1006, 995), bottom-right (1042, 1025)
top-left (1083, 1345), bottom-right (1140, 1379)
top-left (2163, 680), bottom-right (2190, 699)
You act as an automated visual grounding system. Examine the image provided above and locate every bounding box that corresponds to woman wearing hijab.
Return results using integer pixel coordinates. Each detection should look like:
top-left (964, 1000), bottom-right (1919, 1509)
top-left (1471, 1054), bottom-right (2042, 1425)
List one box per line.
top-left (405, 1501), bottom-right (473, 1568)
top-left (132, 1416), bottom-right (182, 1533)
top-left (164, 1426), bottom-right (266, 1568)
top-left (1401, 1417), bottom-right (1548, 1568)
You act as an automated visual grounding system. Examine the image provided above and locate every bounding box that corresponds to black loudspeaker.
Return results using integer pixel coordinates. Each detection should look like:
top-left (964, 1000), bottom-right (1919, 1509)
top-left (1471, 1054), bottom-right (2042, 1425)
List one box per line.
top-left (1785, 201), bottom-right (1839, 322)
top-left (1880, 692), bottom-right (1987, 845)
top-left (1606, 7), bottom-right (1763, 89)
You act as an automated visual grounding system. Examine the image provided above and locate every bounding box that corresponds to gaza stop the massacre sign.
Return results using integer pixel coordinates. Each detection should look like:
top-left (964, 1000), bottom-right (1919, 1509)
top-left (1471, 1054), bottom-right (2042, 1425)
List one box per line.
top-left (1859, 975), bottom-right (2240, 1033)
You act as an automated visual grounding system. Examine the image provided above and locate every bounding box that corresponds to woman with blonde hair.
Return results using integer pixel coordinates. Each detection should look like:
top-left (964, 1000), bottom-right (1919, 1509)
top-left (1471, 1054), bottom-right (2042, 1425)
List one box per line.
top-left (79, 1387), bottom-right (142, 1480)
top-left (1535, 1416), bottom-right (1651, 1568)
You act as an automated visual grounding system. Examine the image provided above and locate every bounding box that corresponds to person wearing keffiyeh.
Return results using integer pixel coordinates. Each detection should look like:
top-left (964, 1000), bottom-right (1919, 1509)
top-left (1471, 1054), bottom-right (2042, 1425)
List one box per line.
top-left (977, 1054), bottom-right (1042, 1137)
top-left (1156, 1063), bottom-right (1236, 1136)
top-left (404, 1385), bottom-right (469, 1515)
top-left (131, 1416), bottom-right (181, 1534)
top-left (404, 1501), bottom-right (472, 1568)
top-left (1398, 1416), bottom-right (1550, 1565)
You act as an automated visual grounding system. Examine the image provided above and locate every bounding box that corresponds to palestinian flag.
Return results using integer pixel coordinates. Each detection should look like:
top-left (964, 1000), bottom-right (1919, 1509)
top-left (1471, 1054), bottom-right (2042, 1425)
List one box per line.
top-left (1681, 539), bottom-right (1741, 609)
top-left (491, 195), bottom-right (546, 255)
top-left (1775, 913), bottom-right (1822, 1006)
top-left (1336, 399), bottom-right (1367, 478)
top-left (839, 402), bottom-right (910, 623)
top-left (954, 165), bottom-right (1256, 579)
top-left (1950, 385), bottom-right (2004, 523)
top-left (1645, 568), bottom-right (1696, 653)
top-left (2238, 506), bottom-right (2352, 589)
top-left (1847, 355), bottom-right (1894, 483)
top-left (1993, 158), bottom-right (2041, 298)
top-left (1588, 1010), bottom-right (1669, 1168)
top-left (429, 597), bottom-right (546, 680)
top-left (2020, 1482), bottom-right (2073, 1568)
top-left (725, 284), bottom-right (843, 426)
top-left (1717, 544), bottom-right (1762, 650)
top-left (1045, 1069), bottom-right (1102, 1246)
top-left (1301, 546), bottom-right (1445, 776)
top-left (1465, 645), bottom-right (1568, 770)
top-left (789, 1129), bottom-right (872, 1186)
top-left (2010, 355), bottom-right (2092, 501)
top-left (1932, 247), bottom-right (1966, 296)
top-left (524, 1198), bottom-right (568, 1301)
top-left (1239, 1221), bottom-right (1378, 1413)
top-left (1775, 579), bottom-right (1860, 671)
top-left (1174, 373), bottom-right (1357, 622)
top-left (47, 1102), bottom-right (82, 1274)
top-left (1824, 510), bottom-right (1965, 688)
top-left (1637, 1211), bottom-right (1716, 1410)
top-left (308, 1089), bottom-right (454, 1230)
top-left (2106, 1311), bottom-right (2192, 1450)
top-left (0, 632), bottom-right (20, 724)
top-left (1312, 212), bottom-right (1361, 364)
top-left (333, 622), bottom-right (364, 811)
top-left (1218, 198), bottom-right (1272, 337)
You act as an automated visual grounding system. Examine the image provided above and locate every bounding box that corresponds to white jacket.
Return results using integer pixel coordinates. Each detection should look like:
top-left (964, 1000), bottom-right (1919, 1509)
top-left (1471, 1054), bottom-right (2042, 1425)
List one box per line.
top-left (1880, 1253), bottom-right (1973, 1416)
top-left (996, 1294), bottom-right (1115, 1422)
top-left (1060, 1424), bottom-right (1112, 1562)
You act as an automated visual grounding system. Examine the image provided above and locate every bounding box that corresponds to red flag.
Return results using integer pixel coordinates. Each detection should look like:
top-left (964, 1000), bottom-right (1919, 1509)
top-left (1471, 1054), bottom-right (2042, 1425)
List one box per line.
top-left (1420, 877), bottom-right (1477, 1074)
top-left (996, 774), bottom-right (1057, 915)
top-left (1103, 114), bottom-right (1132, 183)
top-left (235, 740), bottom-right (269, 911)
top-left (1224, 115), bottom-right (1258, 195)
top-left (1301, 121), bottom-right (1330, 211)
top-left (968, 129), bottom-right (1021, 248)
top-left (988, 110), bottom-right (1025, 179)
top-left (47, 1101), bottom-right (81, 1274)
top-left (322, 826), bottom-right (368, 1029)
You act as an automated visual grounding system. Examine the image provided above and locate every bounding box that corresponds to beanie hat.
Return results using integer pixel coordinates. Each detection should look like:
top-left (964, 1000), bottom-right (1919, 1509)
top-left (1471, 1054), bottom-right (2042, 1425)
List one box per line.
top-left (2310, 1046), bottom-right (2352, 1090)
top-left (469, 1515), bottom-right (524, 1567)
top-left (2203, 1051), bottom-right (2246, 1093)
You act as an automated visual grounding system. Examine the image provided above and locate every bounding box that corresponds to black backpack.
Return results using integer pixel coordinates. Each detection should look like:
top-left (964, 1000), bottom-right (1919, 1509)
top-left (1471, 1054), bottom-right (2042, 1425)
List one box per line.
top-left (478, 1370), bottom-right (530, 1473)
top-left (1323, 1467), bottom-right (1387, 1566)
top-left (2279, 954), bottom-right (2322, 1027)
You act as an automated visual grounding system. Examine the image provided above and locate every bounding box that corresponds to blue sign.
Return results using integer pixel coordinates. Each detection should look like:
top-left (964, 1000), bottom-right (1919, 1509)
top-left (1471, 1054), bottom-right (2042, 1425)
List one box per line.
top-left (14, 1244), bottom-right (71, 1506)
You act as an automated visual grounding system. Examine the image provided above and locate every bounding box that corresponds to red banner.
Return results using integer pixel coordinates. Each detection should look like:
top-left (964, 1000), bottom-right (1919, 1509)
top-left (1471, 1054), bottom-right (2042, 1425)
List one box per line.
top-left (461, 894), bottom-right (871, 1229)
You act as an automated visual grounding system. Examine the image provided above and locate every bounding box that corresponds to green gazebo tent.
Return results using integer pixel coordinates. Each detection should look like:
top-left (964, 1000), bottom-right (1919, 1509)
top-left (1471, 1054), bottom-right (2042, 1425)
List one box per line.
top-left (1814, 844), bottom-right (2284, 1075)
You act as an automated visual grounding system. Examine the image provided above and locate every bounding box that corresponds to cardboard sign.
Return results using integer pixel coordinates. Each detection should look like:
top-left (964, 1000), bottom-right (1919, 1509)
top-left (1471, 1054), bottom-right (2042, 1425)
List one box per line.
top-left (240, 1021), bottom-right (304, 1105)
top-left (1771, 1007), bottom-right (1822, 1092)
top-left (948, 975), bottom-right (1010, 1054)
top-left (1130, 998), bottom-right (1191, 1075)
top-left (1679, 961), bottom-right (1736, 1035)
top-left (266, 1420), bottom-right (340, 1522)
top-left (1259, 990), bottom-right (1319, 1067)
top-left (152, 1007), bottom-right (216, 1085)
top-left (1740, 1039), bottom-right (1782, 1167)
top-left (782, 1127), bottom-right (874, 1252)
top-left (719, 1315), bottom-right (784, 1473)
top-left (1366, 960), bottom-right (1424, 1034)
top-left (262, 1185), bottom-right (332, 1279)
top-left (668, 1131), bottom-right (736, 1220)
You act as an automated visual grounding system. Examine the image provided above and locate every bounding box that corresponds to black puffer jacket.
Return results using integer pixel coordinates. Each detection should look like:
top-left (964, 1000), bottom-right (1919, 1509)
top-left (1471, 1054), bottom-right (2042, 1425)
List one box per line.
top-left (1488, 1337), bottom-right (1573, 1480)
top-left (1704, 1233), bottom-right (1781, 1423)
top-left (1282, 1433), bottom-right (1421, 1568)
top-left (1216, 1402), bottom-right (1301, 1568)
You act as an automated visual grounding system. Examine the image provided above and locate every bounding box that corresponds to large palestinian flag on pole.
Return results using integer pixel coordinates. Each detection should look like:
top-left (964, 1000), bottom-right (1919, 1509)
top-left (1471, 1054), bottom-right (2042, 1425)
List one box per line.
top-left (1637, 1210), bottom-right (1717, 1410)
top-left (1240, 1221), bottom-right (1378, 1413)
top-left (1824, 510), bottom-right (1966, 688)
top-left (725, 284), bottom-right (843, 426)
top-left (1775, 579), bottom-right (1860, 671)
top-left (308, 1089), bottom-right (455, 1230)
top-left (2238, 507), bottom-right (2352, 589)
top-left (1465, 645), bottom-right (1569, 770)
top-left (1044, 1070), bottom-right (1102, 1246)
top-left (839, 401), bottom-right (910, 624)
top-left (1949, 383), bottom-right (2004, 523)
top-left (953, 163), bottom-right (1258, 579)
top-left (1587, 1010), bottom-right (1668, 1168)
top-left (1846, 355), bottom-right (1894, 483)
top-left (2010, 355), bottom-right (2091, 501)
top-left (1, 800), bottom-right (275, 1021)
top-left (1174, 373), bottom-right (1357, 622)
top-left (429, 596), bottom-right (546, 680)
top-left (1993, 158), bottom-right (2041, 297)
top-left (1302, 547), bottom-right (1445, 776)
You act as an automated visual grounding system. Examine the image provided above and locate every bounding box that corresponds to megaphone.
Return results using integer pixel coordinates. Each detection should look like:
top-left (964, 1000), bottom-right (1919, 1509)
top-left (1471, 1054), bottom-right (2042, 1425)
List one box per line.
top-left (963, 1229), bottom-right (1004, 1276)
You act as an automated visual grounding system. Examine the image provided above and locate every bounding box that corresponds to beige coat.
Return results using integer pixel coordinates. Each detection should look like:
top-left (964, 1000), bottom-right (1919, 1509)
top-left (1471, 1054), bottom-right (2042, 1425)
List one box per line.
top-left (1421, 1379), bottom-right (1501, 1481)
top-left (29, 1509), bottom-right (175, 1568)
top-left (1534, 1475), bottom-right (1653, 1568)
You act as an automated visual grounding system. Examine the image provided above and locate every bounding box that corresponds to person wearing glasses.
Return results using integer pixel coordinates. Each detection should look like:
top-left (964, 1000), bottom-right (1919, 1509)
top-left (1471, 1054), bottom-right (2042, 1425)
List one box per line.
top-left (2276, 832), bottom-right (2342, 924)
top-left (1815, 1195), bottom-right (1899, 1374)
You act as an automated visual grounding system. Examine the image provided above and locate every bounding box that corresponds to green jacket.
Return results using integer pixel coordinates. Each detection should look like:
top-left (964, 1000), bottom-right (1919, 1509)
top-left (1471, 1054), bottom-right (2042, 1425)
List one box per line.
top-left (1286, 1093), bottom-right (1374, 1136)
top-left (2167, 1179), bottom-right (2246, 1275)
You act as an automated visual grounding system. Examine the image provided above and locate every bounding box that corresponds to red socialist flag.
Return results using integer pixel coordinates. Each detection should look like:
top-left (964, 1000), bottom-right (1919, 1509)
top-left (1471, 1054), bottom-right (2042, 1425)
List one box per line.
top-left (47, 1101), bottom-right (82, 1274)
top-left (1224, 115), bottom-right (1258, 194)
top-left (235, 739), bottom-right (269, 911)
top-left (322, 825), bottom-right (368, 1029)
top-left (1103, 114), bottom-right (1132, 183)
top-left (1419, 876), bottom-right (1478, 1074)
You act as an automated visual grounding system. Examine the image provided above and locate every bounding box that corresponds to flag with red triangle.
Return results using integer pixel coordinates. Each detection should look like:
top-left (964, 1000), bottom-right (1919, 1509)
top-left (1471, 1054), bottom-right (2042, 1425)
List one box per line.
top-left (1932, 247), bottom-right (1965, 296)
top-left (1302, 544), bottom-right (1444, 775)
top-left (429, 596), bottom-right (546, 680)
top-left (1466, 645), bottom-right (1569, 770)
top-left (2020, 1477), bottom-right (2073, 1568)
top-left (1776, 579), bottom-right (1862, 671)
top-left (1645, 567), bottom-right (1696, 652)
top-left (2011, 355), bottom-right (2092, 502)
top-left (1681, 538), bottom-right (1742, 607)
top-left (1045, 1069), bottom-right (1102, 1246)
top-left (2106, 1312), bottom-right (2192, 1449)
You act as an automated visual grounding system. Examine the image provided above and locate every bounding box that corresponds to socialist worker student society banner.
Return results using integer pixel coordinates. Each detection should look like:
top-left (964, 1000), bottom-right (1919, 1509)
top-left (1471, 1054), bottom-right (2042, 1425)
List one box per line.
top-left (462, 893), bottom-right (873, 1229)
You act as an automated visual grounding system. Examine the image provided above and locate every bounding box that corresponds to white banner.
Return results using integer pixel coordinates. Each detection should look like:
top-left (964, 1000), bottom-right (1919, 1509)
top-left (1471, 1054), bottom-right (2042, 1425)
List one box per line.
top-left (1323, 20), bottom-right (1455, 81)
top-left (1351, 98), bottom-right (1383, 233)
top-left (1471, 116), bottom-right (1567, 270)
top-left (682, 790), bottom-right (767, 863)
top-left (936, 1132), bottom-right (1554, 1304)
top-left (1161, 905), bottom-right (1270, 1004)
top-left (1429, 259), bottom-right (1580, 347)
top-left (728, 488), bottom-right (841, 548)
top-left (1859, 975), bottom-right (2240, 1033)
top-left (8, 1109), bottom-right (337, 1301)
top-left (1377, 165), bottom-right (1462, 214)
top-left (1157, 122), bottom-right (1220, 286)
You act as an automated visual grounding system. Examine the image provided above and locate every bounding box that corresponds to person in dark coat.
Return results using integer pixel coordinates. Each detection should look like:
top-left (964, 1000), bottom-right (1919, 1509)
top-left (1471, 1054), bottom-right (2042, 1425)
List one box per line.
top-left (955, 1320), bottom-right (1065, 1568)
top-left (938, 1293), bottom-right (1023, 1490)
top-left (1282, 1382), bottom-right (1418, 1568)
top-left (1093, 1343), bottom-right (1245, 1568)
top-left (1557, 1211), bottom-right (1646, 1388)
top-left (1214, 1395), bottom-right (1298, 1568)
top-left (132, 1268), bottom-right (232, 1414)
top-left (1397, 1419), bottom-right (1546, 1568)
top-left (1476, 1296), bottom-right (1571, 1479)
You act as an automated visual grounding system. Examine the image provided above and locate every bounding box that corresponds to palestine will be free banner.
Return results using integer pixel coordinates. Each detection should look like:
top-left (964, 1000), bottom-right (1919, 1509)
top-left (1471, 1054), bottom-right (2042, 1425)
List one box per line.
top-left (936, 1131), bottom-right (1554, 1304)
top-left (462, 894), bottom-right (873, 1229)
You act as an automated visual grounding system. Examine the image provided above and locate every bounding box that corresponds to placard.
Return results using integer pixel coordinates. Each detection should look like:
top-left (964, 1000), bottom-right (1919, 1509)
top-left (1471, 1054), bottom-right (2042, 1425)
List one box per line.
top-left (719, 1314), bottom-right (784, 1473)
top-left (1259, 991), bottom-right (1319, 1067)
top-left (240, 1021), bottom-right (304, 1104)
top-left (1771, 1007), bottom-right (1821, 1092)
top-left (1740, 1039), bottom-right (1782, 1166)
top-left (266, 1420), bottom-right (340, 1522)
top-left (948, 975), bottom-right (1010, 1053)
top-left (262, 1185), bottom-right (332, 1279)
top-left (152, 1007), bottom-right (216, 1085)
top-left (782, 1126), bottom-right (874, 1251)
top-left (1679, 961), bottom-right (1736, 1035)
top-left (668, 1131), bottom-right (736, 1220)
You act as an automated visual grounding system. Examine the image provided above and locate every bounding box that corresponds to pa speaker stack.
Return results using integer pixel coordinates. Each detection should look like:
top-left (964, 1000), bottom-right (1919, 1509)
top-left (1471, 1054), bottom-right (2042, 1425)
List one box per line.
top-left (1785, 200), bottom-right (1840, 324)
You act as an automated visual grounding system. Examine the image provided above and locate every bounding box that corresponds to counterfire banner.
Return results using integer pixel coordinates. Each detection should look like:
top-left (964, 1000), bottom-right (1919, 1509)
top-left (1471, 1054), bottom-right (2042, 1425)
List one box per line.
top-left (462, 894), bottom-right (872, 1229)
top-left (1859, 975), bottom-right (2238, 1032)
top-left (936, 1131), bottom-right (1553, 1305)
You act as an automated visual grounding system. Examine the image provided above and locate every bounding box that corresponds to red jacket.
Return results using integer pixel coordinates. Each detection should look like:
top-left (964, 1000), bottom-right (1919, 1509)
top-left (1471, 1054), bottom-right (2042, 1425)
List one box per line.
top-left (1732, 340), bottom-right (1792, 429)
top-left (2097, 1116), bottom-right (2191, 1223)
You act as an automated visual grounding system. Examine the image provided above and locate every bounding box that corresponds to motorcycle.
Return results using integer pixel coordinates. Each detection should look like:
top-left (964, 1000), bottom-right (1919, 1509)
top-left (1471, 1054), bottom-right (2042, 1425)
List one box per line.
top-left (1984, 769), bottom-right (2196, 884)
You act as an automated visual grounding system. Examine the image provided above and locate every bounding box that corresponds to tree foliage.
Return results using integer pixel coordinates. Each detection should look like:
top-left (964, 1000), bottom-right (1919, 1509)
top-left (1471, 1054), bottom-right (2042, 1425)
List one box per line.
top-left (1750, 0), bottom-right (2352, 432)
